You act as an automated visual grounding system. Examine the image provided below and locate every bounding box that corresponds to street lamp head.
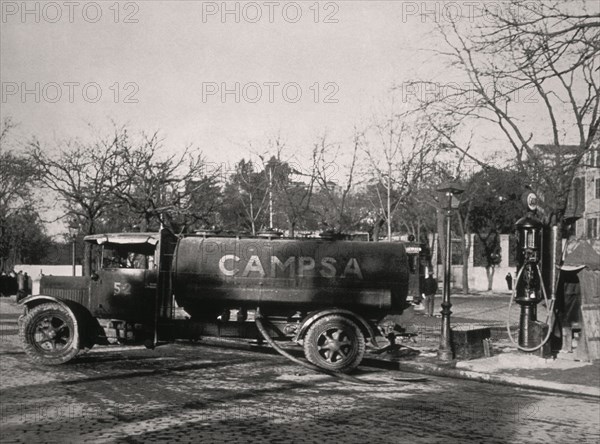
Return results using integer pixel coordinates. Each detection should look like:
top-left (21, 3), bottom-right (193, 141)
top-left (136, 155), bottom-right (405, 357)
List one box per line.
top-left (437, 181), bottom-right (464, 210)
top-left (67, 222), bottom-right (79, 239)
top-left (437, 181), bottom-right (465, 195)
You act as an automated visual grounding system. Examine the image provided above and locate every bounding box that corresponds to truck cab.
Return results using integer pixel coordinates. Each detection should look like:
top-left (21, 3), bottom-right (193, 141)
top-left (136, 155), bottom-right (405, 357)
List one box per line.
top-left (18, 232), bottom-right (168, 365)
top-left (86, 233), bottom-right (159, 323)
top-left (404, 242), bottom-right (427, 303)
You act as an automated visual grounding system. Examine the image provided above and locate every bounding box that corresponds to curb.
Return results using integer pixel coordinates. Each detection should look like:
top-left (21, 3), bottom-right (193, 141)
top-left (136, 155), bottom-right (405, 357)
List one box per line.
top-left (391, 359), bottom-right (600, 399)
top-left (195, 340), bottom-right (600, 398)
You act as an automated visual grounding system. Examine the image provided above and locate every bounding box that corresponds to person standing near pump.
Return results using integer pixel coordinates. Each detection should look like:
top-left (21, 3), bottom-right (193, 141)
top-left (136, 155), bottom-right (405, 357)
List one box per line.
top-left (505, 272), bottom-right (513, 291)
top-left (424, 272), bottom-right (438, 317)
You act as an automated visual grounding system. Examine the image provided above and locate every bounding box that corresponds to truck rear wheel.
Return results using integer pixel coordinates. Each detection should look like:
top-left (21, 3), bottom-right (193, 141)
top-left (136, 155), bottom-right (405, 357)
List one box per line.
top-left (19, 303), bottom-right (80, 365)
top-left (303, 315), bottom-right (365, 373)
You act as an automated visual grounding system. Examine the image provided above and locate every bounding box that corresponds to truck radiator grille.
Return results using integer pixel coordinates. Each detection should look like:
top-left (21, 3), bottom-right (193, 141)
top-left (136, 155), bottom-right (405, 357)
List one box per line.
top-left (40, 287), bottom-right (88, 305)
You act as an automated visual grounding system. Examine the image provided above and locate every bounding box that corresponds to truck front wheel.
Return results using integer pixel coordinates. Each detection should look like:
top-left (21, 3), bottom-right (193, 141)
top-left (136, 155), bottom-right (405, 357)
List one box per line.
top-left (19, 303), bottom-right (80, 365)
top-left (303, 315), bottom-right (365, 373)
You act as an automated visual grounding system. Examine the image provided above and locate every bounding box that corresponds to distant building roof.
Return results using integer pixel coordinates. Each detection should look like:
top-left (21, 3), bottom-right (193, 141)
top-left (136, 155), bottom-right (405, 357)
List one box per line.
top-left (562, 240), bottom-right (600, 271)
top-left (533, 144), bottom-right (581, 156)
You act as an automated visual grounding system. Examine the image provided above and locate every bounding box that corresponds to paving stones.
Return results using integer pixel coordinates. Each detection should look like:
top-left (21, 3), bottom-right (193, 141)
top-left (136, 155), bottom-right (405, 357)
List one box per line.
top-left (1, 297), bottom-right (600, 443)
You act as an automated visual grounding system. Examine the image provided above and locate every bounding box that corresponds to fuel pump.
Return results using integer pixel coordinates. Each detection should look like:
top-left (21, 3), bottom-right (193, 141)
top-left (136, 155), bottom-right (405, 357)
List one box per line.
top-left (506, 192), bottom-right (556, 353)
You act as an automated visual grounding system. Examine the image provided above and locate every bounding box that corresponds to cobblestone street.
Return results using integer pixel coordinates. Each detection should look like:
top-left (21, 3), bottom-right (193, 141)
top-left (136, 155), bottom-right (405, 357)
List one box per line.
top-left (1, 302), bottom-right (599, 444)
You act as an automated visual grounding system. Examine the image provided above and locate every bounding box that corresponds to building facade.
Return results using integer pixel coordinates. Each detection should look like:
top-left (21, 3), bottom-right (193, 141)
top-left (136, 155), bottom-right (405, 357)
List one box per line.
top-left (570, 144), bottom-right (600, 241)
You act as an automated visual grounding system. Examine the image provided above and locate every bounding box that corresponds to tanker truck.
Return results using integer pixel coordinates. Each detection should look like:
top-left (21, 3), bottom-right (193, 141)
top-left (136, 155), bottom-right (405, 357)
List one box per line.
top-left (18, 229), bottom-right (424, 373)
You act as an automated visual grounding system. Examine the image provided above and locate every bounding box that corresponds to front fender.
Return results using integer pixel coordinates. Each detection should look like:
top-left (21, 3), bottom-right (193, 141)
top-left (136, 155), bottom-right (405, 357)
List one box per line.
top-left (18, 295), bottom-right (72, 327)
top-left (19, 295), bottom-right (102, 348)
top-left (20, 294), bottom-right (69, 309)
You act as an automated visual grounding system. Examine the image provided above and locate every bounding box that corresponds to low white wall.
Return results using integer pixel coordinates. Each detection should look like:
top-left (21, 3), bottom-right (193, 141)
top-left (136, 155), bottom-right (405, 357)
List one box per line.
top-left (14, 265), bottom-right (83, 277)
top-left (13, 265), bottom-right (83, 295)
top-left (451, 265), bottom-right (514, 293)
top-left (430, 233), bottom-right (515, 293)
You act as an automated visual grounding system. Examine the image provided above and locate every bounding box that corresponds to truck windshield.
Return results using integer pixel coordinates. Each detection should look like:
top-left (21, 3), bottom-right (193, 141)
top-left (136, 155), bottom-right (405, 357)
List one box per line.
top-left (102, 244), bottom-right (155, 269)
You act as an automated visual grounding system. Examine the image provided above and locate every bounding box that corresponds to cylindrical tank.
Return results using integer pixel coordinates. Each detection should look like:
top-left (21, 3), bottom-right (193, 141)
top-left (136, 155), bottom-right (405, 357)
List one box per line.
top-left (172, 236), bottom-right (410, 319)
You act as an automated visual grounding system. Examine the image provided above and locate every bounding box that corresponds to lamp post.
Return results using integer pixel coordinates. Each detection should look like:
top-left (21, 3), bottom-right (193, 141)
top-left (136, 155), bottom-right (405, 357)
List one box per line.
top-left (68, 223), bottom-right (78, 277)
top-left (264, 159), bottom-right (275, 229)
top-left (436, 181), bottom-right (464, 362)
top-left (268, 165), bottom-right (273, 229)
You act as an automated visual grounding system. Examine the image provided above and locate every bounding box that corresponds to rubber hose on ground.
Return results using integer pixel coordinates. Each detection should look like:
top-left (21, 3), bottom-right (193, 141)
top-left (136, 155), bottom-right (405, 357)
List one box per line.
top-left (254, 311), bottom-right (368, 385)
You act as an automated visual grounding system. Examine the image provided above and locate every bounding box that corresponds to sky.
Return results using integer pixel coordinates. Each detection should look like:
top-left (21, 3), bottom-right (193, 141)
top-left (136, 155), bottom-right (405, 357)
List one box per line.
top-left (1, 1), bottom-right (445, 162)
top-left (1, 1), bottom-right (595, 235)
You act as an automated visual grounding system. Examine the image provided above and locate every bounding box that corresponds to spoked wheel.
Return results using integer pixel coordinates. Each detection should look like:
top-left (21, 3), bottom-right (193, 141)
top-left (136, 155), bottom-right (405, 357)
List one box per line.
top-left (303, 315), bottom-right (365, 373)
top-left (19, 303), bottom-right (80, 365)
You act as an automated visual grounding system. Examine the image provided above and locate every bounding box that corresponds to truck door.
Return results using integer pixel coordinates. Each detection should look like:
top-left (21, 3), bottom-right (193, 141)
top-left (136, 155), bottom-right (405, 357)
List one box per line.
top-left (405, 243), bottom-right (423, 302)
top-left (155, 228), bottom-right (178, 320)
top-left (90, 242), bottom-right (158, 323)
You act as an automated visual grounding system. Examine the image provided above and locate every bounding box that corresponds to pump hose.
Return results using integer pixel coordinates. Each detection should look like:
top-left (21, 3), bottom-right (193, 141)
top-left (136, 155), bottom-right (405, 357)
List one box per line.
top-left (506, 264), bottom-right (556, 352)
top-left (254, 309), bottom-right (369, 385)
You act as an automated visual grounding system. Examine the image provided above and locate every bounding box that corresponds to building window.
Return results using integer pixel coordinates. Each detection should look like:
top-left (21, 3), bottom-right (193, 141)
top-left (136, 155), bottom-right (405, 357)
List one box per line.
top-left (596, 178), bottom-right (600, 199)
top-left (568, 177), bottom-right (586, 215)
top-left (587, 218), bottom-right (598, 239)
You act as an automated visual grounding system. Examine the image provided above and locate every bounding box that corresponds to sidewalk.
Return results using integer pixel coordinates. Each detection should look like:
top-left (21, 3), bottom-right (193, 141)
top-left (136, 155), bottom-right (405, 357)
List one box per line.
top-left (367, 293), bottom-right (600, 398)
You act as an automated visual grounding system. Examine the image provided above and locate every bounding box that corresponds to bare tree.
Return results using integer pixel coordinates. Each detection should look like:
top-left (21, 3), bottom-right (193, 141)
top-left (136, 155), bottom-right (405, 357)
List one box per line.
top-left (415, 156), bottom-right (471, 293)
top-left (405, 1), bottom-right (599, 295)
top-left (29, 128), bottom-right (126, 275)
top-left (110, 131), bottom-right (213, 233)
top-left (0, 118), bottom-right (51, 272)
top-left (408, 1), bottom-right (599, 223)
top-left (222, 159), bottom-right (270, 235)
top-left (362, 108), bottom-right (445, 241)
top-left (0, 118), bottom-right (36, 217)
top-left (274, 159), bottom-right (317, 236)
top-left (254, 136), bottom-right (317, 236)
top-left (311, 131), bottom-right (369, 233)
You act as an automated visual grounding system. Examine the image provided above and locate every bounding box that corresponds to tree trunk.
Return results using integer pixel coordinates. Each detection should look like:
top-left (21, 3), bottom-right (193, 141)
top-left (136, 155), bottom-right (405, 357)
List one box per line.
top-left (428, 232), bottom-right (437, 273)
top-left (457, 224), bottom-right (470, 295)
top-left (140, 215), bottom-right (149, 232)
top-left (387, 175), bottom-right (392, 242)
top-left (461, 234), bottom-right (470, 295)
top-left (485, 266), bottom-right (495, 291)
top-left (249, 199), bottom-right (256, 235)
top-left (83, 221), bottom-right (95, 277)
top-left (436, 208), bottom-right (446, 280)
top-left (83, 240), bottom-right (91, 277)
top-left (542, 220), bottom-right (562, 299)
top-left (372, 217), bottom-right (385, 242)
